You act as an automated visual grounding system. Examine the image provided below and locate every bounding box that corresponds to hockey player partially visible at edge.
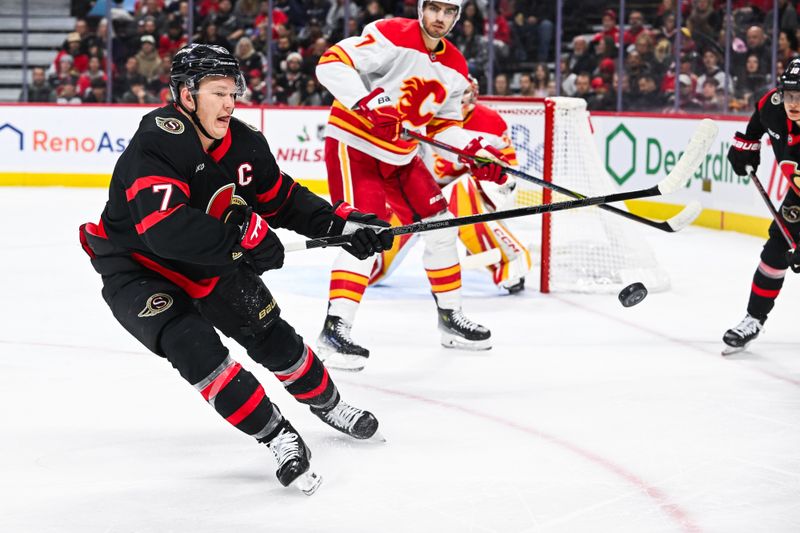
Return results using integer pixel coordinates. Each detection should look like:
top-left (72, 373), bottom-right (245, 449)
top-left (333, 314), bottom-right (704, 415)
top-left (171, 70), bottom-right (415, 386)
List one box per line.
top-left (78, 44), bottom-right (393, 495)
top-left (370, 76), bottom-right (533, 293)
top-left (315, 0), bottom-right (510, 371)
top-left (723, 57), bottom-right (800, 354)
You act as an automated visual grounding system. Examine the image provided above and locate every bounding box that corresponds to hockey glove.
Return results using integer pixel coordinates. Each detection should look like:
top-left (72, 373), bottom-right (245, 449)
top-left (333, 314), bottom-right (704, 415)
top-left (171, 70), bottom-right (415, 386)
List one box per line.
top-left (354, 88), bottom-right (403, 142)
top-left (787, 247), bottom-right (800, 273)
top-left (727, 131), bottom-right (761, 176)
top-left (328, 201), bottom-right (394, 260)
top-left (460, 137), bottom-right (508, 184)
top-left (223, 205), bottom-right (285, 274)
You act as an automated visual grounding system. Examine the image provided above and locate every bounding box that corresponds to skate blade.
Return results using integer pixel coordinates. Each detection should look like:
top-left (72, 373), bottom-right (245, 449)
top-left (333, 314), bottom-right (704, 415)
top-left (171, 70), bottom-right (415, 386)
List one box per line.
top-left (440, 333), bottom-right (492, 351)
top-left (318, 353), bottom-right (366, 372)
top-left (721, 344), bottom-right (747, 356)
top-left (366, 430), bottom-right (387, 443)
top-left (292, 470), bottom-right (322, 496)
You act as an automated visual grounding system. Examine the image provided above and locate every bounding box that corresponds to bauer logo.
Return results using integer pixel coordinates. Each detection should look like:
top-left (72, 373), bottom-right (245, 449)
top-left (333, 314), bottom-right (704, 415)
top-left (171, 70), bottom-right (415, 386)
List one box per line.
top-left (0, 123), bottom-right (24, 151)
top-left (138, 293), bottom-right (174, 318)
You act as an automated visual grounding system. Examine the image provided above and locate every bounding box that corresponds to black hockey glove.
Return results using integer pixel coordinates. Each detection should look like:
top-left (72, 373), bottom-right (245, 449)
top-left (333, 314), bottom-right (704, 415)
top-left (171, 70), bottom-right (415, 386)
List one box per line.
top-left (787, 247), bottom-right (800, 273)
top-left (223, 205), bottom-right (285, 274)
top-left (328, 201), bottom-right (394, 260)
top-left (727, 131), bottom-right (761, 176)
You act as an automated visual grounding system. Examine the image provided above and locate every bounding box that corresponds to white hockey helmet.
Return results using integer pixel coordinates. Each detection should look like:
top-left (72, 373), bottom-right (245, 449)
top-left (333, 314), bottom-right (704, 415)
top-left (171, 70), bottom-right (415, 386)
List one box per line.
top-left (418, 0), bottom-right (462, 38)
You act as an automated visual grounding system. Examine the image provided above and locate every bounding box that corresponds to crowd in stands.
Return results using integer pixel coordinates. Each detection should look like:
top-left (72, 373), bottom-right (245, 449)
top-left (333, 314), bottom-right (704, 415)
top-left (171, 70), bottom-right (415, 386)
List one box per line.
top-left (19, 0), bottom-right (800, 114)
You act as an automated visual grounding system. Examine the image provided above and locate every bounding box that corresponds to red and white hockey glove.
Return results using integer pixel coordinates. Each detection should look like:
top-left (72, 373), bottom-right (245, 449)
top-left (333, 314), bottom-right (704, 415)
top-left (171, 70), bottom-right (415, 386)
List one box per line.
top-left (460, 137), bottom-right (508, 184)
top-left (328, 201), bottom-right (394, 260)
top-left (727, 131), bottom-right (761, 176)
top-left (224, 205), bottom-right (285, 273)
top-left (354, 88), bottom-right (403, 142)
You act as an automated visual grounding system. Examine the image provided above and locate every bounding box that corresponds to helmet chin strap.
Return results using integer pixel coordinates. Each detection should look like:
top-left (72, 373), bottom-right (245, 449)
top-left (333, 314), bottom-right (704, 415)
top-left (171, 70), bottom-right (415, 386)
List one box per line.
top-left (178, 93), bottom-right (222, 142)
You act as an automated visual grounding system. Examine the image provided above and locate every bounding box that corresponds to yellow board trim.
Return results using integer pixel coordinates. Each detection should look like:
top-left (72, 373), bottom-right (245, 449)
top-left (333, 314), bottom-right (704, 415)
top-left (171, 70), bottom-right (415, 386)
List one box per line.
top-left (625, 199), bottom-right (770, 239)
top-left (0, 172), bottom-right (331, 196)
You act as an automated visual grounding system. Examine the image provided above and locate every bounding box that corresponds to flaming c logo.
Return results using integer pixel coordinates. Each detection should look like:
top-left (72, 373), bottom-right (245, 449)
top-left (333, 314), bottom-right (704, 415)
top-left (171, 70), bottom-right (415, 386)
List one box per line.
top-left (397, 77), bottom-right (447, 127)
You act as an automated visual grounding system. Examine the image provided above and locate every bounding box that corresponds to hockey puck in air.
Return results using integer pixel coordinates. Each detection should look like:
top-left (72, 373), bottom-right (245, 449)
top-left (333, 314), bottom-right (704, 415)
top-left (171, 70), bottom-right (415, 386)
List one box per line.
top-left (618, 282), bottom-right (648, 307)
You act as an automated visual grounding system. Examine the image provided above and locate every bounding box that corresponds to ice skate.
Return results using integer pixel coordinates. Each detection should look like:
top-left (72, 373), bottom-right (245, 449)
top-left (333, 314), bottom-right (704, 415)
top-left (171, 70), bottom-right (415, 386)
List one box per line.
top-left (316, 314), bottom-right (369, 371)
top-left (266, 420), bottom-right (322, 495)
top-left (311, 398), bottom-right (383, 441)
top-left (437, 307), bottom-right (491, 350)
top-left (722, 314), bottom-right (764, 355)
top-left (500, 276), bottom-right (525, 294)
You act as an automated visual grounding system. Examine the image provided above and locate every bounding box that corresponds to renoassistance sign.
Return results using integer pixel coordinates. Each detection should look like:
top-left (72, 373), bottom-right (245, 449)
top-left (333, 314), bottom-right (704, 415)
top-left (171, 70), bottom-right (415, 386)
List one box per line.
top-left (0, 103), bottom-right (783, 236)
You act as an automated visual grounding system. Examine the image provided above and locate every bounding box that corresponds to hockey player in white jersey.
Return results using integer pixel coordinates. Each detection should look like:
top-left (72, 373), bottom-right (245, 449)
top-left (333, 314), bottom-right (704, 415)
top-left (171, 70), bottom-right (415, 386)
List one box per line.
top-left (315, 0), bottom-right (510, 370)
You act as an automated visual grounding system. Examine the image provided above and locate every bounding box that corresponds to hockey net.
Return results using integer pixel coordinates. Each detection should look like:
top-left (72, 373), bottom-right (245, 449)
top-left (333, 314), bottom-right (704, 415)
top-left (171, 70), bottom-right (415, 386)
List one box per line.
top-left (483, 96), bottom-right (670, 293)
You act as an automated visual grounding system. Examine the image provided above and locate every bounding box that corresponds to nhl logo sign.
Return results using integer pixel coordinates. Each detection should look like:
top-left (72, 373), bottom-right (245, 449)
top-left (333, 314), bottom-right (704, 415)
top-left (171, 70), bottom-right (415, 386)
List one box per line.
top-left (138, 293), bottom-right (174, 318)
top-left (155, 116), bottom-right (185, 135)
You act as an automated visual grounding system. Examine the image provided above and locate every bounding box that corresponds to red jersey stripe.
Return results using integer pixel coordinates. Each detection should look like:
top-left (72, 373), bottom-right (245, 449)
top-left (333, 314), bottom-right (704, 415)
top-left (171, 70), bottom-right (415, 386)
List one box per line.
top-left (751, 282), bottom-right (781, 298)
top-left (256, 172), bottom-right (284, 204)
top-left (209, 127), bottom-right (233, 162)
top-left (134, 204), bottom-right (185, 234)
top-left (126, 176), bottom-right (190, 202)
top-left (293, 368), bottom-right (329, 400)
top-left (131, 252), bottom-right (219, 298)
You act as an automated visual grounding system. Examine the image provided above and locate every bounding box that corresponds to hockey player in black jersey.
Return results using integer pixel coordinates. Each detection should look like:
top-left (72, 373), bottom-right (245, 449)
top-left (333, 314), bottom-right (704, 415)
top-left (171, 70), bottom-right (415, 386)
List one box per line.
top-left (724, 58), bottom-right (800, 355)
top-left (78, 44), bottom-right (394, 494)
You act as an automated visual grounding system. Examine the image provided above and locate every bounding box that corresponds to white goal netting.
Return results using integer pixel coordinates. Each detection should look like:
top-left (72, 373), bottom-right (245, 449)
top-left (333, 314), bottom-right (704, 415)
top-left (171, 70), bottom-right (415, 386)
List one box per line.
top-left (484, 97), bottom-right (670, 293)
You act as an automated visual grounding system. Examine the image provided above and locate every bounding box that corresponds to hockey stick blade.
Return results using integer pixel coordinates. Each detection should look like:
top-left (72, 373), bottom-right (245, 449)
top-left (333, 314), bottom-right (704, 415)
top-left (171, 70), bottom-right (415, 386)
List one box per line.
top-left (656, 119), bottom-right (718, 195)
top-left (664, 200), bottom-right (702, 232)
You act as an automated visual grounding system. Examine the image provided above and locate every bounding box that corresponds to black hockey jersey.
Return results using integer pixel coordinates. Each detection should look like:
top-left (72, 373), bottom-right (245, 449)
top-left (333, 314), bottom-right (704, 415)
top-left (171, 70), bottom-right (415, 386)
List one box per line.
top-left (745, 88), bottom-right (800, 194)
top-left (80, 104), bottom-right (334, 297)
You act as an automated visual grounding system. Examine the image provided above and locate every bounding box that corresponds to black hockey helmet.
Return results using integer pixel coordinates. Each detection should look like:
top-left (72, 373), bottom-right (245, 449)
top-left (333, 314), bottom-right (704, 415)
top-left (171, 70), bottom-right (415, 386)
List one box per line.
top-left (169, 43), bottom-right (245, 102)
top-left (778, 57), bottom-right (800, 93)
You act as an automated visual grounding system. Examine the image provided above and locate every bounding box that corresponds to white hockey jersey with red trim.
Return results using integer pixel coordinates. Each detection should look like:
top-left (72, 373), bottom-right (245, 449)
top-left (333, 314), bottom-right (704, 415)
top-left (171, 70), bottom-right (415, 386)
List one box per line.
top-left (316, 17), bottom-right (476, 165)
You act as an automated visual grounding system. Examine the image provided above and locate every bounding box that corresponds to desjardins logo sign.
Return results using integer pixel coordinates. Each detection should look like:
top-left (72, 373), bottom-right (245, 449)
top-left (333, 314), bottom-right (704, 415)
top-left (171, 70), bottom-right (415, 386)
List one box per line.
top-left (604, 122), bottom-right (746, 187)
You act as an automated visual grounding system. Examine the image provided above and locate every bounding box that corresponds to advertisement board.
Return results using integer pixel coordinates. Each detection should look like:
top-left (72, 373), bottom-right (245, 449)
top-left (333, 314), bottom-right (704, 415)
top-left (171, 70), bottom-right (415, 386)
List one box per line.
top-left (0, 102), bottom-right (786, 235)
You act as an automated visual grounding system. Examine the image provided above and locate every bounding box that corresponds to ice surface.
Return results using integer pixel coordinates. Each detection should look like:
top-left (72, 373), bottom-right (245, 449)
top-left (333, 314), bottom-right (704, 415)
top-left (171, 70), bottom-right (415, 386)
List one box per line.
top-left (0, 187), bottom-right (798, 533)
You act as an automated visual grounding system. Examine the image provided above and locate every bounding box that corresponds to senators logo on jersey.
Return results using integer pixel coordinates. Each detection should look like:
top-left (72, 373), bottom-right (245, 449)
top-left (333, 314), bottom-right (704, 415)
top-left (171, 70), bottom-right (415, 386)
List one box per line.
top-left (779, 161), bottom-right (800, 193)
top-left (398, 77), bottom-right (447, 127)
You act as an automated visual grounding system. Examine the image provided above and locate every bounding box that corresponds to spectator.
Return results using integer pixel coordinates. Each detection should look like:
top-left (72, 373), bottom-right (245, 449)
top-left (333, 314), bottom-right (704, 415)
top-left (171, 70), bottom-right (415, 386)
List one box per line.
top-left (302, 37), bottom-right (330, 75)
top-left (136, 0), bottom-right (168, 35)
top-left (298, 17), bottom-right (325, 48)
top-left (686, 0), bottom-right (720, 42)
top-left (509, 11), bottom-right (535, 62)
top-left (765, 0), bottom-right (798, 38)
top-left (159, 19), bottom-right (188, 59)
top-left (121, 75), bottom-right (160, 104)
top-left (742, 26), bottom-right (771, 74)
top-left (654, 12), bottom-right (678, 42)
top-left (483, 5), bottom-right (511, 46)
top-left (696, 49), bottom-right (732, 95)
top-left (197, 21), bottom-right (233, 53)
top-left (624, 10), bottom-right (647, 47)
top-left (275, 51), bottom-right (305, 103)
top-left (698, 78), bottom-right (723, 112)
top-left (114, 56), bottom-right (141, 101)
top-left (204, 0), bottom-right (245, 42)
top-left (732, 53), bottom-right (770, 110)
top-left (569, 36), bottom-right (596, 76)
top-left (275, 0), bottom-right (309, 30)
top-left (459, 1), bottom-right (484, 36)
top-left (493, 72), bottom-right (512, 96)
top-left (653, 38), bottom-right (673, 77)
top-left (587, 77), bottom-right (614, 110)
top-left (518, 72), bottom-right (535, 96)
top-left (135, 35), bottom-right (163, 81)
top-left (455, 19), bottom-right (488, 79)
top-left (526, 4), bottom-right (556, 62)
top-left (272, 35), bottom-right (298, 72)
top-left (76, 55), bottom-right (107, 97)
top-left (672, 73), bottom-right (703, 110)
top-left (631, 73), bottom-right (668, 110)
top-left (82, 77), bottom-right (108, 103)
top-left (48, 54), bottom-right (78, 90)
top-left (53, 80), bottom-right (82, 104)
top-left (20, 67), bottom-right (53, 102)
top-left (53, 32), bottom-right (89, 73)
top-left (147, 56), bottom-right (173, 101)
top-left (573, 72), bottom-right (593, 100)
top-left (235, 37), bottom-right (265, 78)
top-left (778, 29), bottom-right (799, 64)
top-left (530, 63), bottom-right (554, 97)
top-left (325, 0), bottom-right (359, 42)
top-left (362, 0), bottom-right (385, 26)
top-left (233, 0), bottom-right (261, 29)
top-left (288, 76), bottom-right (328, 106)
top-left (592, 9), bottom-right (620, 45)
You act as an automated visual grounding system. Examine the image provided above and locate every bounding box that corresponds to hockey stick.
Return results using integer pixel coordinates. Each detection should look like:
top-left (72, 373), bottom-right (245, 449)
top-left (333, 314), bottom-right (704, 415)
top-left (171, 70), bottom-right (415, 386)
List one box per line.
top-left (747, 166), bottom-right (800, 273)
top-left (286, 120), bottom-right (715, 252)
top-left (403, 127), bottom-right (705, 233)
